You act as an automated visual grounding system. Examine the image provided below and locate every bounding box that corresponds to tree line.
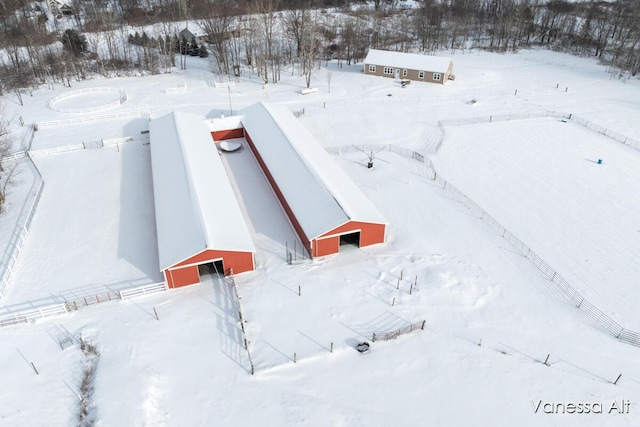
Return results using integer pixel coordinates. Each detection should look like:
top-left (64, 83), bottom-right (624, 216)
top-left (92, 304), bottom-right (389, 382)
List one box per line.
top-left (1, 0), bottom-right (639, 101)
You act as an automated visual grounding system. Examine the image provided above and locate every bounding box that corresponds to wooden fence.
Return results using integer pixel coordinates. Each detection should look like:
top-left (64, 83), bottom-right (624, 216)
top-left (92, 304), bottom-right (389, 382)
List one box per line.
top-left (119, 282), bottom-right (167, 300)
top-left (0, 303), bottom-right (68, 328)
top-left (0, 282), bottom-right (168, 329)
top-left (0, 149), bottom-right (44, 299)
top-left (37, 110), bottom-right (149, 129)
top-left (46, 87), bottom-right (127, 114)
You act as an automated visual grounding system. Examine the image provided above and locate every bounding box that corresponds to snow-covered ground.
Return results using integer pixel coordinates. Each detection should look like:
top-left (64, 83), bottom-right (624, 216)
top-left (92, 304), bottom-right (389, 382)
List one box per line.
top-left (3, 144), bottom-right (162, 305)
top-left (1, 49), bottom-right (639, 426)
top-left (432, 118), bottom-right (640, 330)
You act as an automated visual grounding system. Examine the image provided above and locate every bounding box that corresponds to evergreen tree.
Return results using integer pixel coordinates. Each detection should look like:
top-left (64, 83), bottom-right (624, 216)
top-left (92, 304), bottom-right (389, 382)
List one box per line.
top-left (181, 36), bottom-right (189, 54)
top-left (172, 35), bottom-right (181, 53)
top-left (61, 29), bottom-right (87, 56)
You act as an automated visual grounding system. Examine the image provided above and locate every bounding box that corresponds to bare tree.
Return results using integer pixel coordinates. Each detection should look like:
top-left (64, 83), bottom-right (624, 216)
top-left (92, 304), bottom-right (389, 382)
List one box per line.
top-left (0, 101), bottom-right (16, 212)
top-left (0, 103), bottom-right (9, 170)
top-left (199, 0), bottom-right (237, 74)
top-left (284, 5), bottom-right (308, 59)
top-left (249, 0), bottom-right (280, 84)
top-left (303, 10), bottom-right (321, 88)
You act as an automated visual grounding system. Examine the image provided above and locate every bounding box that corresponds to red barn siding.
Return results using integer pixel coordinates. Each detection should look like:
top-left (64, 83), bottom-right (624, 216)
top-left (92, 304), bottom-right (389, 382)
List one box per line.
top-left (312, 221), bottom-right (386, 257)
top-left (314, 236), bottom-right (339, 257)
top-left (165, 249), bottom-right (254, 288)
top-left (211, 128), bottom-right (245, 141)
top-left (244, 130), bottom-right (312, 256)
top-left (166, 265), bottom-right (200, 288)
top-left (173, 249), bottom-right (254, 274)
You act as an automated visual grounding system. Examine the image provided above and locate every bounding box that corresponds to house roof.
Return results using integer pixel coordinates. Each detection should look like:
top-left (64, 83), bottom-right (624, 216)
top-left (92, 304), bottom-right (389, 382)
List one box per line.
top-left (149, 111), bottom-right (255, 271)
top-left (364, 49), bottom-right (452, 73)
top-left (239, 102), bottom-right (388, 241)
top-left (179, 27), bottom-right (205, 39)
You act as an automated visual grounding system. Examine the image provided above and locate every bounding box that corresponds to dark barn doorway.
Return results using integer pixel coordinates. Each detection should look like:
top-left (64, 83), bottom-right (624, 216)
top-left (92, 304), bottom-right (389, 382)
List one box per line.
top-left (339, 232), bottom-right (360, 248)
top-left (198, 259), bottom-right (225, 277)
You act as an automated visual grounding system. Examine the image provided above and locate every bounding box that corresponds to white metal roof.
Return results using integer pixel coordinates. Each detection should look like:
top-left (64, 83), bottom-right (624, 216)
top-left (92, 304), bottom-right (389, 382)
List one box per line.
top-left (364, 49), bottom-right (452, 73)
top-left (149, 111), bottom-right (255, 271)
top-left (240, 102), bottom-right (387, 241)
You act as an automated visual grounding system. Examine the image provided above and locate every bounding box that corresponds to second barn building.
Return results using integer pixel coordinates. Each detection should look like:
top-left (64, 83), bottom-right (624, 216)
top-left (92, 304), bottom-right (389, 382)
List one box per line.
top-left (211, 102), bottom-right (388, 258)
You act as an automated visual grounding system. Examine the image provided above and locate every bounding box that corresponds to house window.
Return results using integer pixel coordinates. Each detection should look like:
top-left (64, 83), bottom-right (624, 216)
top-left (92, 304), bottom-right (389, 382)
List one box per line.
top-left (368, 65), bottom-right (376, 73)
top-left (383, 67), bottom-right (394, 75)
top-left (418, 71), bottom-right (425, 79)
top-left (403, 69), bottom-right (407, 77)
top-left (433, 73), bottom-right (442, 81)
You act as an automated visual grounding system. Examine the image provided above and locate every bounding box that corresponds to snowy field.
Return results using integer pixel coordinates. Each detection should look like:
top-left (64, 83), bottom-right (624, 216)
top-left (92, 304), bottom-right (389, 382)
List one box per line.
top-left (2, 144), bottom-right (162, 305)
top-left (1, 48), bottom-right (640, 426)
top-left (432, 118), bottom-right (640, 330)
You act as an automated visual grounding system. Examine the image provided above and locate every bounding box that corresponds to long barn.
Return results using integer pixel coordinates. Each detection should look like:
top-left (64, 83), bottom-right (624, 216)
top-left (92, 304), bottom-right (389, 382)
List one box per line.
top-left (149, 111), bottom-right (256, 288)
top-left (212, 102), bottom-right (388, 258)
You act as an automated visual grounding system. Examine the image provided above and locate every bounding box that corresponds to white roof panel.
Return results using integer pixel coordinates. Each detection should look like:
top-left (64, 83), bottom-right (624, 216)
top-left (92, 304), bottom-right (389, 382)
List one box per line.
top-left (208, 115), bottom-right (243, 132)
top-left (364, 49), bottom-right (452, 73)
top-left (149, 112), bottom-right (255, 270)
top-left (240, 102), bottom-right (387, 241)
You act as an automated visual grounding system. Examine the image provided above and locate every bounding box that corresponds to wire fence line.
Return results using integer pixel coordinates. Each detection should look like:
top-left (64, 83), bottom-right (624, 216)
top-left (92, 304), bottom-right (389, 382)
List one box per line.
top-left (325, 120), bottom-right (640, 347)
top-left (297, 89), bottom-right (512, 113)
top-left (433, 111), bottom-right (640, 154)
top-left (427, 155), bottom-right (640, 346)
top-left (225, 268), bottom-right (255, 375)
top-left (570, 115), bottom-right (640, 151)
top-left (436, 110), bottom-right (570, 128)
top-left (372, 320), bottom-right (426, 342)
top-left (419, 112), bottom-right (640, 347)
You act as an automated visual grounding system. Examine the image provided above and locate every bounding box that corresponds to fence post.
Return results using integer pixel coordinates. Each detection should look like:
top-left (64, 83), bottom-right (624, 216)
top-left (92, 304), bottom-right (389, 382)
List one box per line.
top-left (613, 374), bottom-right (622, 385)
